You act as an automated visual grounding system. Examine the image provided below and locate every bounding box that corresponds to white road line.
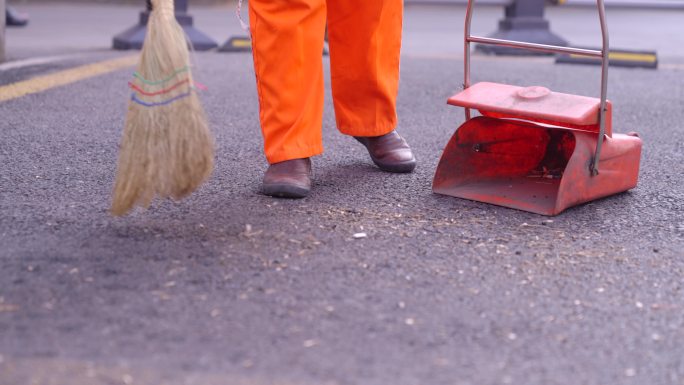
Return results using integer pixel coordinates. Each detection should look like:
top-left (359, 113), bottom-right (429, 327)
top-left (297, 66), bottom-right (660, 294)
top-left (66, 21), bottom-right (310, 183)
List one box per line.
top-left (0, 53), bottom-right (85, 72)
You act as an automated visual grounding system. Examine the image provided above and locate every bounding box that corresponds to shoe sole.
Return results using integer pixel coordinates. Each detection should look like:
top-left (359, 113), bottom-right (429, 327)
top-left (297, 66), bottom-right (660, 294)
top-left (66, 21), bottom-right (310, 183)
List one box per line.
top-left (372, 158), bottom-right (417, 173)
top-left (262, 183), bottom-right (310, 199)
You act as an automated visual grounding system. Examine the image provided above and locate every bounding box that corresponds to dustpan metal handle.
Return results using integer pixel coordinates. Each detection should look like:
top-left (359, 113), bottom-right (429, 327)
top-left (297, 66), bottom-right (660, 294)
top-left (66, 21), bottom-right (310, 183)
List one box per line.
top-left (466, 37), bottom-right (603, 58)
top-left (593, 0), bottom-right (609, 176)
top-left (463, 0), bottom-right (609, 175)
top-left (463, 0), bottom-right (474, 120)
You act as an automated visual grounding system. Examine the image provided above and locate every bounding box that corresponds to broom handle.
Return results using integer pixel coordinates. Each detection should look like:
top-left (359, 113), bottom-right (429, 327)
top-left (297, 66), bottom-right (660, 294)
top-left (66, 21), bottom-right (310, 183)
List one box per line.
top-left (463, 0), bottom-right (609, 176)
top-left (149, 0), bottom-right (188, 14)
top-left (149, 0), bottom-right (175, 19)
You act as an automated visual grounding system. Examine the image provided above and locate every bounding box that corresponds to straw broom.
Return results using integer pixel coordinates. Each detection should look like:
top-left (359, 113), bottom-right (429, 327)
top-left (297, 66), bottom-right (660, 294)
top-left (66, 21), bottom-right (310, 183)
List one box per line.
top-left (111, 0), bottom-right (214, 216)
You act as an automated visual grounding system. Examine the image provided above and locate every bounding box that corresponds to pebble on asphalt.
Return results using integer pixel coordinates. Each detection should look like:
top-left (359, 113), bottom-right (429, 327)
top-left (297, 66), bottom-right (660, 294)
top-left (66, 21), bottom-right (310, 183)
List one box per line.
top-left (0, 303), bottom-right (19, 312)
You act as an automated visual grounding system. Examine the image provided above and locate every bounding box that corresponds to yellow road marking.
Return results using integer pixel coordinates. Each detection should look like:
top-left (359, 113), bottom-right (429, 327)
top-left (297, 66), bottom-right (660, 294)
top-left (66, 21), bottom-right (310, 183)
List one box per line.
top-left (0, 55), bottom-right (138, 103)
top-left (568, 52), bottom-right (657, 63)
top-left (608, 52), bottom-right (657, 63)
top-left (232, 39), bottom-right (252, 48)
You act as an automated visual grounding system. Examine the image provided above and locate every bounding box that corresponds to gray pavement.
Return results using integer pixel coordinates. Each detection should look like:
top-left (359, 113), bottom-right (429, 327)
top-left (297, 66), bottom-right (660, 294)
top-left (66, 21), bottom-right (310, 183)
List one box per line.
top-left (1, 3), bottom-right (684, 385)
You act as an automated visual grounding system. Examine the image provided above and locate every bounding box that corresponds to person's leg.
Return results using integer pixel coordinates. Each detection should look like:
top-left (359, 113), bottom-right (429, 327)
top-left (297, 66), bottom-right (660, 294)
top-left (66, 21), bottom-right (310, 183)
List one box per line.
top-left (327, 0), bottom-right (415, 173)
top-left (248, 0), bottom-right (327, 165)
top-left (326, 0), bottom-right (402, 137)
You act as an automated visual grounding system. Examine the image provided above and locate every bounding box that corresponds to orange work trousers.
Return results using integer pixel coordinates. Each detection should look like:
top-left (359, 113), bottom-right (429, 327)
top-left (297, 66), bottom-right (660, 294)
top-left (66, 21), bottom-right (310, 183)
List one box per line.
top-left (249, 0), bottom-right (403, 164)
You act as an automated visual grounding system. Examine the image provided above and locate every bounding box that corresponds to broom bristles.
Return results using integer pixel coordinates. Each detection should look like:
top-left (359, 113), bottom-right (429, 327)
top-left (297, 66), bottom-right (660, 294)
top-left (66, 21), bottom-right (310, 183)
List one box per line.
top-left (111, 0), bottom-right (214, 216)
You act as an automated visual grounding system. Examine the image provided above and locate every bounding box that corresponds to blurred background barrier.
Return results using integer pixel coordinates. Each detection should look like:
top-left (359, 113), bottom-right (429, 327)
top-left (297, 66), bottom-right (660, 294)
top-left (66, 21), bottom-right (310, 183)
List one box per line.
top-left (474, 0), bottom-right (568, 55)
top-left (0, 0), bottom-right (673, 63)
top-left (218, 36), bottom-right (251, 53)
top-left (407, 0), bottom-right (684, 7)
top-left (112, 0), bottom-right (217, 51)
top-left (6, 6), bottom-right (29, 26)
top-left (551, 0), bottom-right (684, 8)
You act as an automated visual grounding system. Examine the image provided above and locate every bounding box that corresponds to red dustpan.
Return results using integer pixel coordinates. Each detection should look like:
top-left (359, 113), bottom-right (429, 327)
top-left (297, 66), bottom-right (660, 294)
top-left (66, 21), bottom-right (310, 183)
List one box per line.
top-left (432, 0), bottom-right (642, 216)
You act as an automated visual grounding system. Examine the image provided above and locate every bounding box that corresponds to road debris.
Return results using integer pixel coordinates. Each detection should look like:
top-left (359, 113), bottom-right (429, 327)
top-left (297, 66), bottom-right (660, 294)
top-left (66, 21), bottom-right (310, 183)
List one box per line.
top-left (0, 303), bottom-right (19, 313)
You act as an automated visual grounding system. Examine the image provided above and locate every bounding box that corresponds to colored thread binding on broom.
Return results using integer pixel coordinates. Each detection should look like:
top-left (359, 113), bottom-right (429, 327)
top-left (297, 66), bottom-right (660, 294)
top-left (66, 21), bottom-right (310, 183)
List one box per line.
top-left (131, 91), bottom-right (194, 107)
top-left (128, 75), bottom-right (207, 108)
top-left (128, 79), bottom-right (192, 96)
top-left (128, 78), bottom-right (207, 95)
top-left (133, 66), bottom-right (190, 86)
top-left (128, 66), bottom-right (208, 107)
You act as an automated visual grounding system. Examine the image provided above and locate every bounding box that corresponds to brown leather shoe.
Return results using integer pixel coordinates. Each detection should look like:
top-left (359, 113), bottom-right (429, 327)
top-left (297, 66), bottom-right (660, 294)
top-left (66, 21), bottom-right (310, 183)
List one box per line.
top-left (354, 130), bottom-right (416, 173)
top-left (262, 158), bottom-right (312, 198)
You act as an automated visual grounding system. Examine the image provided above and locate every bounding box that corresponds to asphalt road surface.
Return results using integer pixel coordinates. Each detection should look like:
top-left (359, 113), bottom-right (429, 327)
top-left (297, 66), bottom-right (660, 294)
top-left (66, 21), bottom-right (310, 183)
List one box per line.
top-left (1, 4), bottom-right (684, 385)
